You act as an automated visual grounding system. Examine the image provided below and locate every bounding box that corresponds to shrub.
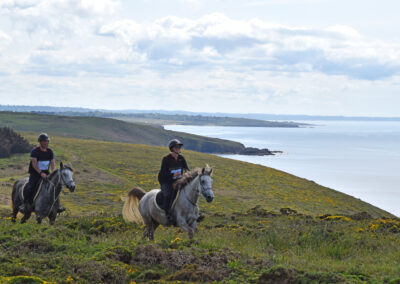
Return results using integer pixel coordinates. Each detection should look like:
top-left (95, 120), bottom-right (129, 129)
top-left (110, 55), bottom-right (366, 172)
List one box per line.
top-left (0, 127), bottom-right (32, 158)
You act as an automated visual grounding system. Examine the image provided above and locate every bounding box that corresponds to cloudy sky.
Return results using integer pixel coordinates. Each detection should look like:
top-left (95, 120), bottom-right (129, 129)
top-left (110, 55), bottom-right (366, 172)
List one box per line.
top-left (0, 0), bottom-right (399, 116)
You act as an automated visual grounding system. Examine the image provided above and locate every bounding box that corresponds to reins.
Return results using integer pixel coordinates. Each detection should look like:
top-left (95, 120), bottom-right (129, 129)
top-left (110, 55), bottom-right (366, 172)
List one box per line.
top-left (179, 175), bottom-right (205, 207)
top-left (35, 169), bottom-right (66, 214)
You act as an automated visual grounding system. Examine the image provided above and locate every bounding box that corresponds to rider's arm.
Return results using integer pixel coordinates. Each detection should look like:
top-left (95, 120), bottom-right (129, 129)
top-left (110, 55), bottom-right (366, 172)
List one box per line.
top-left (158, 157), bottom-right (173, 184)
top-left (182, 156), bottom-right (189, 171)
top-left (31, 158), bottom-right (41, 175)
top-left (50, 159), bottom-right (55, 172)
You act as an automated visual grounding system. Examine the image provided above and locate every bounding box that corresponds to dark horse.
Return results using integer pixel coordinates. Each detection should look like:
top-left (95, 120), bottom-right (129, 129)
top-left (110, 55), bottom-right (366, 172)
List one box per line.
top-left (11, 162), bottom-right (76, 224)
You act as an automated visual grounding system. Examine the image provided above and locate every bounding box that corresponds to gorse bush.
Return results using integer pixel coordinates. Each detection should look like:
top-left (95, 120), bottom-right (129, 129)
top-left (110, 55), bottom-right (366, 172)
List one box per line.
top-left (0, 127), bottom-right (32, 158)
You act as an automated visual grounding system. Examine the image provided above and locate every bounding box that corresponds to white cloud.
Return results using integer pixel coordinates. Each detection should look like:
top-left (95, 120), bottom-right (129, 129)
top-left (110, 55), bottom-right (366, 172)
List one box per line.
top-left (1, 2), bottom-right (400, 115)
top-left (96, 13), bottom-right (400, 80)
top-left (0, 30), bottom-right (11, 45)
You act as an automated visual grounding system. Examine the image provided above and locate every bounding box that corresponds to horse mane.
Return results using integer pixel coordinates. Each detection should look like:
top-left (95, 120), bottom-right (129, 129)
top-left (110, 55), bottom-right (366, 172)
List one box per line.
top-left (48, 169), bottom-right (59, 179)
top-left (173, 168), bottom-right (201, 191)
top-left (48, 165), bottom-right (74, 179)
top-left (64, 165), bottom-right (74, 172)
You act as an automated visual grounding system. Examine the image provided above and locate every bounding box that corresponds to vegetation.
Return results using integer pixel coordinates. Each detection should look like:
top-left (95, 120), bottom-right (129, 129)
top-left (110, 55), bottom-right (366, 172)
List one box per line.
top-left (0, 134), bottom-right (398, 283)
top-left (0, 127), bottom-right (32, 158)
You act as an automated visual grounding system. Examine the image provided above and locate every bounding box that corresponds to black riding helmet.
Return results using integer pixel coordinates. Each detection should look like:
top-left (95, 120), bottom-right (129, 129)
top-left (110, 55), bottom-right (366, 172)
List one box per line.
top-left (168, 139), bottom-right (183, 151)
top-left (38, 133), bottom-right (50, 142)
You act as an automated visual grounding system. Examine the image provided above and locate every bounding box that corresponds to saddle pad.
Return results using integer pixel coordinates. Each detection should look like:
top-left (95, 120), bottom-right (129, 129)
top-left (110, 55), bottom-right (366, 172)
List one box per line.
top-left (156, 191), bottom-right (164, 208)
top-left (22, 179), bottom-right (43, 202)
top-left (21, 182), bottom-right (29, 200)
top-left (155, 190), bottom-right (179, 210)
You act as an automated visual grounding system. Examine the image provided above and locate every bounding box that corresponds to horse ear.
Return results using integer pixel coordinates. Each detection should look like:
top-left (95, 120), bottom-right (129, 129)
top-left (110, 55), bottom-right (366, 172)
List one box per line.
top-left (209, 168), bottom-right (213, 176)
top-left (60, 162), bottom-right (64, 168)
top-left (202, 167), bottom-right (205, 174)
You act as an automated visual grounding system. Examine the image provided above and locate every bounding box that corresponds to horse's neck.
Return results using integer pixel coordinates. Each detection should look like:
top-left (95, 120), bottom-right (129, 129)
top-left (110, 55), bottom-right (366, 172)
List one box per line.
top-left (182, 176), bottom-right (200, 205)
top-left (48, 170), bottom-right (62, 194)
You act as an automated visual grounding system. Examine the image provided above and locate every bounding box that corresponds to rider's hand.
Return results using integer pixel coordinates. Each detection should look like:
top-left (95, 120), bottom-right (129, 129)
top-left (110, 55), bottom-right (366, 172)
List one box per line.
top-left (40, 172), bottom-right (47, 179)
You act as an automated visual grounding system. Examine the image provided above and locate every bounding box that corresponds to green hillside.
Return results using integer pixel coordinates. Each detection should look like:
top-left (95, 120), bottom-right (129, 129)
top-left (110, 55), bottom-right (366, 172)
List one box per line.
top-left (0, 112), bottom-right (245, 154)
top-left (0, 134), bottom-right (399, 283)
top-left (0, 134), bottom-right (391, 217)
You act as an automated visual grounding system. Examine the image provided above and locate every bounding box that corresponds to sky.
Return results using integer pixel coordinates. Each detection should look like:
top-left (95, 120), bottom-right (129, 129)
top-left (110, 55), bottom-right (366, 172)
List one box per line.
top-left (0, 0), bottom-right (399, 116)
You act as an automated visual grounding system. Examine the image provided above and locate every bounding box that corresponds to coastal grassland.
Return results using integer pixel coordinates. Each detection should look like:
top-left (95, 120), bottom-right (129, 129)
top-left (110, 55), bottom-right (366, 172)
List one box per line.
top-left (0, 213), bottom-right (400, 283)
top-left (0, 134), bottom-right (399, 283)
top-left (1, 133), bottom-right (390, 217)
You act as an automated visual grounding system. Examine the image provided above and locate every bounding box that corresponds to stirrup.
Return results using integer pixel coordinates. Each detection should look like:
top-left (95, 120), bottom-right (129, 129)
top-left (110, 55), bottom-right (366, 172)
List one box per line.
top-left (166, 214), bottom-right (175, 226)
top-left (57, 207), bottom-right (66, 213)
top-left (197, 213), bottom-right (205, 223)
top-left (20, 203), bottom-right (32, 214)
top-left (19, 204), bottom-right (26, 214)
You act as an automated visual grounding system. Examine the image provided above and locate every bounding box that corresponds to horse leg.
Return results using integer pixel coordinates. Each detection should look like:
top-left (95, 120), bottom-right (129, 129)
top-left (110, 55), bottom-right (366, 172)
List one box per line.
top-left (11, 206), bottom-right (18, 223)
top-left (142, 227), bottom-right (147, 240)
top-left (190, 221), bottom-right (197, 232)
top-left (149, 220), bottom-right (159, 241)
top-left (11, 198), bottom-right (20, 223)
top-left (20, 211), bottom-right (32, 224)
top-left (176, 217), bottom-right (194, 239)
top-left (36, 216), bottom-right (42, 224)
top-left (48, 211), bottom-right (57, 225)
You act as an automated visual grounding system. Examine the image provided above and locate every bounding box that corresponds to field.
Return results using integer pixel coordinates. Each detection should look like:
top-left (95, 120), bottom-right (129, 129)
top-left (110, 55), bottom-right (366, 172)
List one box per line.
top-left (0, 134), bottom-right (399, 283)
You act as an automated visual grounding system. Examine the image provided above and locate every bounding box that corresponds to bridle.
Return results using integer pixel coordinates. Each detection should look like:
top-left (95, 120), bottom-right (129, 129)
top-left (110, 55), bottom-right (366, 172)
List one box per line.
top-left (46, 168), bottom-right (72, 213)
top-left (182, 174), bottom-right (212, 206)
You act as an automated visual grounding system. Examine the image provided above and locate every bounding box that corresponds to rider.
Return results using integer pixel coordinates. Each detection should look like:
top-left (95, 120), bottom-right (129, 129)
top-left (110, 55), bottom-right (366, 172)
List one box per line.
top-left (158, 139), bottom-right (189, 224)
top-left (20, 133), bottom-right (65, 213)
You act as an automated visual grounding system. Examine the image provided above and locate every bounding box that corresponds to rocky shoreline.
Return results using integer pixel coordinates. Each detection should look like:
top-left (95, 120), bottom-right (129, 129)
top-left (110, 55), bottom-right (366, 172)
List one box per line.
top-left (238, 147), bottom-right (283, 156)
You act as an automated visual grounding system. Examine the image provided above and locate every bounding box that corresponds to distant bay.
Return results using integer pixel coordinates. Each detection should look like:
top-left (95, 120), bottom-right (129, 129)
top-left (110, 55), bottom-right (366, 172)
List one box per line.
top-left (165, 121), bottom-right (400, 216)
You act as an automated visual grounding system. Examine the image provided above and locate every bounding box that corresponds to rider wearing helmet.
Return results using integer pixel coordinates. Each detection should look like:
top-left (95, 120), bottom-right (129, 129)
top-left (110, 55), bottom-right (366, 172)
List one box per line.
top-left (20, 133), bottom-right (58, 213)
top-left (158, 139), bottom-right (189, 224)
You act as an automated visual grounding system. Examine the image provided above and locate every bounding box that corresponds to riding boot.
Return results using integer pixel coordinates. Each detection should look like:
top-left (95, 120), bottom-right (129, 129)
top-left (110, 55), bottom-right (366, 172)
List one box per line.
top-left (197, 212), bottom-right (205, 223)
top-left (164, 207), bottom-right (174, 225)
top-left (57, 206), bottom-right (66, 214)
top-left (19, 200), bottom-right (32, 214)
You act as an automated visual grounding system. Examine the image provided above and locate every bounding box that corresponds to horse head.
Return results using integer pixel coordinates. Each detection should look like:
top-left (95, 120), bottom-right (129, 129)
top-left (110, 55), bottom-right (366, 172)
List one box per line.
top-left (199, 165), bottom-right (214, 203)
top-left (60, 162), bottom-right (76, 192)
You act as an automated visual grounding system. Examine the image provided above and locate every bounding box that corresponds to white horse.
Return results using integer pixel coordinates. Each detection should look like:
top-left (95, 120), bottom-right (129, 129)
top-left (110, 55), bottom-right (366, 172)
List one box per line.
top-left (122, 166), bottom-right (214, 240)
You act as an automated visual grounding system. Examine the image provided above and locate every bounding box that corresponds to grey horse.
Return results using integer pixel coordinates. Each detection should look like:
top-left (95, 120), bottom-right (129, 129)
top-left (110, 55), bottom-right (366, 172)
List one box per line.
top-left (11, 162), bottom-right (76, 224)
top-left (122, 165), bottom-right (214, 240)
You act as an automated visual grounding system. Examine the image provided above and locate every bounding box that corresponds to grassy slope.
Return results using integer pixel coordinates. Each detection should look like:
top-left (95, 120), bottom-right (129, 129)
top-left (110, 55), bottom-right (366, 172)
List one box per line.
top-left (0, 112), bottom-right (244, 154)
top-left (0, 134), bottom-right (399, 283)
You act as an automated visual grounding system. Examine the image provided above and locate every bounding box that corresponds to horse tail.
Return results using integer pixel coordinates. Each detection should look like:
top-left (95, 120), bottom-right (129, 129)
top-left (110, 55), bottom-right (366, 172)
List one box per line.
top-left (10, 180), bottom-right (19, 210)
top-left (122, 187), bottom-right (146, 224)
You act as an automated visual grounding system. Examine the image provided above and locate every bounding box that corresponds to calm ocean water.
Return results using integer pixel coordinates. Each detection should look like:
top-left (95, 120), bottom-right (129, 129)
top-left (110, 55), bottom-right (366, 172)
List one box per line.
top-left (165, 121), bottom-right (400, 216)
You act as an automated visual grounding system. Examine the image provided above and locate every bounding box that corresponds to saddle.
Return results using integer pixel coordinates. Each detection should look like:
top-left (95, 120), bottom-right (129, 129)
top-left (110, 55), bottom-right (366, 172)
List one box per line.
top-left (22, 179), bottom-right (44, 202)
top-left (155, 190), bottom-right (179, 210)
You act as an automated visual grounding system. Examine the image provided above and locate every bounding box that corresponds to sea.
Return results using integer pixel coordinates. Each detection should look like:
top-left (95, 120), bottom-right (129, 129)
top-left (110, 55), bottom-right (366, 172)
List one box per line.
top-left (165, 121), bottom-right (400, 216)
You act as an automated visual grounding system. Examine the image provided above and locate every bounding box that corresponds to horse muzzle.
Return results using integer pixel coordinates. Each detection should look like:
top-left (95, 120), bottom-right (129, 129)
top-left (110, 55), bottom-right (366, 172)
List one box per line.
top-left (68, 183), bottom-right (76, 192)
top-left (206, 195), bottom-right (214, 203)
